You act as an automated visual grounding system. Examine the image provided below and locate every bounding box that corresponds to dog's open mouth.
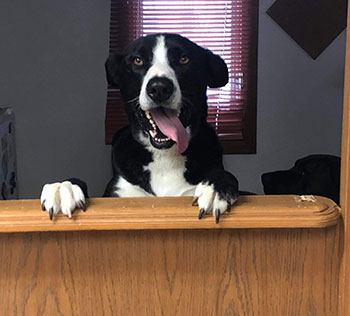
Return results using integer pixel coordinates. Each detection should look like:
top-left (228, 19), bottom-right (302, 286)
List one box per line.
top-left (140, 107), bottom-right (188, 153)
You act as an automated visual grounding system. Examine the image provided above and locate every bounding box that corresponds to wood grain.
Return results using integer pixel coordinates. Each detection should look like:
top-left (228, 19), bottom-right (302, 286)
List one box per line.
top-left (0, 195), bottom-right (340, 232)
top-left (0, 226), bottom-right (341, 316)
top-left (339, 1), bottom-right (350, 315)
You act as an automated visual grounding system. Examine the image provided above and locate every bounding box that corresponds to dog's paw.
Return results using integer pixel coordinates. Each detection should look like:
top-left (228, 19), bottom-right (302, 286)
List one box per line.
top-left (40, 181), bottom-right (86, 220)
top-left (193, 179), bottom-right (238, 224)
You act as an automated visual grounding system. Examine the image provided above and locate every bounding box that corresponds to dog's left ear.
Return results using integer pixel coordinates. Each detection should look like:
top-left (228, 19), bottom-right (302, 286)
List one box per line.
top-left (105, 53), bottom-right (123, 88)
top-left (204, 49), bottom-right (229, 88)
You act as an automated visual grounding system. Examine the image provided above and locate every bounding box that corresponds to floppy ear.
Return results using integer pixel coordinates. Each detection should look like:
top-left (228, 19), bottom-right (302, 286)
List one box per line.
top-left (205, 49), bottom-right (229, 88)
top-left (105, 53), bottom-right (123, 88)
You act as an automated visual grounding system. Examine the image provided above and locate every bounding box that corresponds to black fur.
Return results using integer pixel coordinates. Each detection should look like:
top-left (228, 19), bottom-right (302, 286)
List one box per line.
top-left (67, 178), bottom-right (89, 198)
top-left (261, 154), bottom-right (340, 204)
top-left (103, 33), bottom-right (239, 210)
top-left (103, 126), bottom-right (154, 197)
top-left (46, 34), bottom-right (239, 222)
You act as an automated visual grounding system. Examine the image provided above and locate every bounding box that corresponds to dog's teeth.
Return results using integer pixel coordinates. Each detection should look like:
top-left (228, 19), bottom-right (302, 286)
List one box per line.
top-left (149, 130), bottom-right (170, 143)
top-left (150, 130), bottom-right (156, 138)
top-left (145, 111), bottom-right (151, 119)
top-left (150, 119), bottom-right (155, 124)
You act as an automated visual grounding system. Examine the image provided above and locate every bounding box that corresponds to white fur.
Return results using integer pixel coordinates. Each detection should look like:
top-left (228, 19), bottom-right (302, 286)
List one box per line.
top-left (40, 181), bottom-right (85, 218)
top-left (139, 35), bottom-right (182, 112)
top-left (194, 182), bottom-right (231, 216)
top-left (133, 132), bottom-right (195, 197)
top-left (114, 177), bottom-right (150, 197)
top-left (145, 145), bottom-right (195, 196)
top-left (131, 36), bottom-right (194, 197)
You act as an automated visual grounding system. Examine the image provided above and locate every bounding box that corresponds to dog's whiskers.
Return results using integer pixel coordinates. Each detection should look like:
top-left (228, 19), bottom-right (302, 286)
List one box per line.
top-left (126, 97), bottom-right (140, 104)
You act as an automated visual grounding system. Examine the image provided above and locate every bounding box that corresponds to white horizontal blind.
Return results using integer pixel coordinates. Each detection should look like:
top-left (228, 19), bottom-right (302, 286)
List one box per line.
top-left (142, 0), bottom-right (248, 140)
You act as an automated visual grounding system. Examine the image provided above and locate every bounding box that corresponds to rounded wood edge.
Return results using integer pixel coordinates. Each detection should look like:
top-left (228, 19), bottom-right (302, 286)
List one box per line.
top-left (0, 195), bottom-right (341, 233)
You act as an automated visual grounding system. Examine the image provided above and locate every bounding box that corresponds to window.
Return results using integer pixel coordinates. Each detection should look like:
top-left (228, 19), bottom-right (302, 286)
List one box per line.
top-left (106, 0), bottom-right (258, 154)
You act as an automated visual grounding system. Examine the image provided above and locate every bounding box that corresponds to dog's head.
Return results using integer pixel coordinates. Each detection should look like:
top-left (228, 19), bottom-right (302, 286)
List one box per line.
top-left (261, 155), bottom-right (341, 203)
top-left (105, 33), bottom-right (228, 153)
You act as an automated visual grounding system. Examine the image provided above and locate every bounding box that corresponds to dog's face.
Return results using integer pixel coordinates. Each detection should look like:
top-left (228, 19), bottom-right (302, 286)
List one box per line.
top-left (261, 155), bottom-right (341, 203)
top-left (105, 33), bottom-right (228, 153)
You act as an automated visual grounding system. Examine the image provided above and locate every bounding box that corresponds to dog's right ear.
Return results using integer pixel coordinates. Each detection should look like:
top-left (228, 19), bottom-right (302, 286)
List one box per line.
top-left (204, 49), bottom-right (229, 88)
top-left (105, 53), bottom-right (123, 88)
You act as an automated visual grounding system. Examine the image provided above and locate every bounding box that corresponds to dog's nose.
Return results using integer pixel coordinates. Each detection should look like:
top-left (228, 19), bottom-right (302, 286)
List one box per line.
top-left (146, 77), bottom-right (174, 103)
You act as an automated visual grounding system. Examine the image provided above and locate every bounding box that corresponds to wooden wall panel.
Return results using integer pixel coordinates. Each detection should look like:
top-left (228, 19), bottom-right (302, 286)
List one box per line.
top-left (0, 227), bottom-right (340, 316)
top-left (339, 1), bottom-right (350, 315)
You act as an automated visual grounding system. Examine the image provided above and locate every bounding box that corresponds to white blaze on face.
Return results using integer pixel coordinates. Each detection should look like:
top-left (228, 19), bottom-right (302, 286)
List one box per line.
top-left (139, 35), bottom-right (182, 111)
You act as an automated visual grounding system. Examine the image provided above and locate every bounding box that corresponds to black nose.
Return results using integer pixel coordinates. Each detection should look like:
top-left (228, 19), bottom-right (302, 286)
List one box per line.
top-left (146, 77), bottom-right (174, 103)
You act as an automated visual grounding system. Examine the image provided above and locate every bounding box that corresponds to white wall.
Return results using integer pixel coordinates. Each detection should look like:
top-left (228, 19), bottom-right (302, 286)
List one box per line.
top-left (0, 0), bottom-right (346, 198)
top-left (0, 0), bottom-right (112, 198)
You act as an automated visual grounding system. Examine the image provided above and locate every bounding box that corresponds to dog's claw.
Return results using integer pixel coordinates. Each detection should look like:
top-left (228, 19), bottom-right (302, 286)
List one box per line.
top-left (76, 200), bottom-right (86, 212)
top-left (41, 200), bottom-right (46, 211)
top-left (215, 209), bottom-right (220, 224)
top-left (198, 208), bottom-right (205, 219)
top-left (226, 203), bottom-right (232, 213)
top-left (49, 208), bottom-right (54, 220)
top-left (192, 196), bottom-right (199, 206)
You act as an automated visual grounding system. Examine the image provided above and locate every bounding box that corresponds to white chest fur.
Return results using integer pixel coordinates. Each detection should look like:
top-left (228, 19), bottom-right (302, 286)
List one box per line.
top-left (145, 146), bottom-right (195, 197)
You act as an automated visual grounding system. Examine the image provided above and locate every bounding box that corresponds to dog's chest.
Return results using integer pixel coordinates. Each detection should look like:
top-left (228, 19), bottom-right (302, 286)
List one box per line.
top-left (145, 148), bottom-right (195, 196)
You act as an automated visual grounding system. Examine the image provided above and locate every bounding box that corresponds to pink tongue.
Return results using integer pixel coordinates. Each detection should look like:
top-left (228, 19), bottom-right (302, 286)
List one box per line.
top-left (149, 108), bottom-right (188, 153)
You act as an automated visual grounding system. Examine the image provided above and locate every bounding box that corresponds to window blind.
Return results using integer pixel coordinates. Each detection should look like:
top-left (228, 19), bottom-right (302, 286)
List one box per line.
top-left (106, 0), bottom-right (258, 153)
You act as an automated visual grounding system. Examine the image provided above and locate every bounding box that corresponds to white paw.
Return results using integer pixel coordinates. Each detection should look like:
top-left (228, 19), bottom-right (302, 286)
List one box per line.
top-left (193, 182), bottom-right (237, 223)
top-left (40, 181), bottom-right (86, 220)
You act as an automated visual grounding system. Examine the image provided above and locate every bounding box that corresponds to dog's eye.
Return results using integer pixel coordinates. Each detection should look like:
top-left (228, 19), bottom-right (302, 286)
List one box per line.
top-left (179, 55), bottom-right (189, 65)
top-left (133, 57), bottom-right (144, 66)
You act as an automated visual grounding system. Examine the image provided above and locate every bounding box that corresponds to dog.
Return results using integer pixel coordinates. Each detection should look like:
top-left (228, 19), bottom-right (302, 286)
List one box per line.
top-left (40, 33), bottom-right (239, 223)
top-left (261, 154), bottom-right (340, 204)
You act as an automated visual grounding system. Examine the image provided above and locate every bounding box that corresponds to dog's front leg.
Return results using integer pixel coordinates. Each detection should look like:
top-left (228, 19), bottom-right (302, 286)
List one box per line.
top-left (40, 178), bottom-right (88, 220)
top-left (193, 169), bottom-right (239, 223)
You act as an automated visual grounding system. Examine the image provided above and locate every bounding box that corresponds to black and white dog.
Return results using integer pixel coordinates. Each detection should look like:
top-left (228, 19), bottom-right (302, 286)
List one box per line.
top-left (40, 33), bottom-right (239, 223)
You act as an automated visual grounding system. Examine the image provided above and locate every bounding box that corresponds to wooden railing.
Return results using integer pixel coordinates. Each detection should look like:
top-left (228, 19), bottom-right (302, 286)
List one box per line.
top-left (0, 195), bottom-right (342, 315)
top-left (0, 195), bottom-right (340, 232)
